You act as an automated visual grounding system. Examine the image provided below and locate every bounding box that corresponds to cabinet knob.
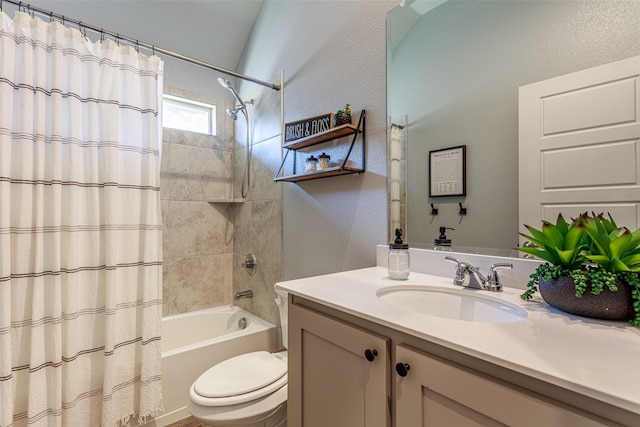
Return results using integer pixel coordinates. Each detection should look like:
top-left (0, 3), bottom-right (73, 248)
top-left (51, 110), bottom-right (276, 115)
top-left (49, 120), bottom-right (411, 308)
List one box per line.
top-left (364, 349), bottom-right (378, 362)
top-left (396, 362), bottom-right (411, 377)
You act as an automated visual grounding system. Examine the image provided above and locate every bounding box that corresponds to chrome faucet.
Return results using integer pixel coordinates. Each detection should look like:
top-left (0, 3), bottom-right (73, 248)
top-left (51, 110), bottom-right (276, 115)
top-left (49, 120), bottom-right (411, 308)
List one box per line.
top-left (234, 289), bottom-right (254, 300)
top-left (444, 256), bottom-right (512, 292)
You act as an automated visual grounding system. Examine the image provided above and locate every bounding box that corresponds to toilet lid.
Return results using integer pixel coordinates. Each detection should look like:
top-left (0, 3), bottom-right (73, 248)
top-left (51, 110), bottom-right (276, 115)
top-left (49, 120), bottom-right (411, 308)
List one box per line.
top-left (194, 351), bottom-right (287, 399)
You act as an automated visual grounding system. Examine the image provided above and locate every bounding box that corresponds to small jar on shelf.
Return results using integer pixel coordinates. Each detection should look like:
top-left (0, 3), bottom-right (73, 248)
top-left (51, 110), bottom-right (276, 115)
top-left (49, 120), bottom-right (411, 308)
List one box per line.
top-left (305, 155), bottom-right (319, 172)
top-left (318, 152), bottom-right (331, 170)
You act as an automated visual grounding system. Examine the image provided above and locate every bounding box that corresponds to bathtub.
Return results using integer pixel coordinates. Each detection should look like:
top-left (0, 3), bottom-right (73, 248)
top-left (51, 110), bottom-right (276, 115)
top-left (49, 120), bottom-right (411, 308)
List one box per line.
top-left (141, 305), bottom-right (277, 426)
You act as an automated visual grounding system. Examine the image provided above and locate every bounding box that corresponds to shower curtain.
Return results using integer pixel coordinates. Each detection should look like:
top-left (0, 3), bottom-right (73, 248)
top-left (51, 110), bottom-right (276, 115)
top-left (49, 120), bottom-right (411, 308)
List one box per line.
top-left (0, 11), bottom-right (163, 427)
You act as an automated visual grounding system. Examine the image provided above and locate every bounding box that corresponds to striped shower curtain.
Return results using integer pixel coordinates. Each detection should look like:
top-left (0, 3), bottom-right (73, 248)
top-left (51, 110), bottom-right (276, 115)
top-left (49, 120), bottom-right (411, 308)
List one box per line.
top-left (0, 11), bottom-right (163, 427)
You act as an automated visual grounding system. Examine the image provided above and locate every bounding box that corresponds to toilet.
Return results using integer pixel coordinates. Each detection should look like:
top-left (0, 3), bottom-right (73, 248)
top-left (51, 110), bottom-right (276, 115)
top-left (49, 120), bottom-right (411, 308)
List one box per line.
top-left (187, 289), bottom-right (289, 427)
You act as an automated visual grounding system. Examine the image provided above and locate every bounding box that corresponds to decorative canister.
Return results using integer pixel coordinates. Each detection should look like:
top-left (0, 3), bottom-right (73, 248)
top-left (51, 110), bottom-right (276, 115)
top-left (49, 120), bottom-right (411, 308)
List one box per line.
top-left (305, 155), bottom-right (318, 172)
top-left (318, 153), bottom-right (330, 170)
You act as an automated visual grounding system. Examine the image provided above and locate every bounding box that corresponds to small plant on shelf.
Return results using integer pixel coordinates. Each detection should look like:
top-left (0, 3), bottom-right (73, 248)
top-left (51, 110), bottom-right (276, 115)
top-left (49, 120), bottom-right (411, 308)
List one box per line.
top-left (519, 212), bottom-right (640, 326)
top-left (333, 104), bottom-right (352, 126)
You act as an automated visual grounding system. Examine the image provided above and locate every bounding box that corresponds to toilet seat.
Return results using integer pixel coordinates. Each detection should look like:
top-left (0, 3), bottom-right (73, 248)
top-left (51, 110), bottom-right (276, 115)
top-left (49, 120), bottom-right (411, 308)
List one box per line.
top-left (191, 351), bottom-right (287, 407)
top-left (188, 384), bottom-right (287, 426)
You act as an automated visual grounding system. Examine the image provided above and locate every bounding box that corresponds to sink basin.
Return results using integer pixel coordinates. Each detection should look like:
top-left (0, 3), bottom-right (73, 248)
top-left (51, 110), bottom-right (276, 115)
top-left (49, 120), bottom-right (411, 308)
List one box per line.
top-left (376, 285), bottom-right (528, 323)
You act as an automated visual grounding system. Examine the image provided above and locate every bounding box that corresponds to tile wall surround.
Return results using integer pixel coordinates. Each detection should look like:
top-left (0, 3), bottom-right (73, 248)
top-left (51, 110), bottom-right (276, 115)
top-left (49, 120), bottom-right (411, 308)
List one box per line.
top-left (161, 86), bottom-right (234, 316)
top-left (161, 79), bottom-right (284, 332)
top-left (231, 73), bottom-right (284, 331)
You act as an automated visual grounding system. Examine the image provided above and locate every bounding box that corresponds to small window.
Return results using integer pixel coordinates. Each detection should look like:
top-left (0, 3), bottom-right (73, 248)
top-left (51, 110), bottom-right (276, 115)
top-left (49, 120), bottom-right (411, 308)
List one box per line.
top-left (163, 95), bottom-right (217, 135)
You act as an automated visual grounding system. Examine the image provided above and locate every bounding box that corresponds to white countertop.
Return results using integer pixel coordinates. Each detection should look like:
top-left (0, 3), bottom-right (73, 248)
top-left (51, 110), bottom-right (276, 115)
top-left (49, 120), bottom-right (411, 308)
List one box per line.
top-left (275, 266), bottom-right (640, 416)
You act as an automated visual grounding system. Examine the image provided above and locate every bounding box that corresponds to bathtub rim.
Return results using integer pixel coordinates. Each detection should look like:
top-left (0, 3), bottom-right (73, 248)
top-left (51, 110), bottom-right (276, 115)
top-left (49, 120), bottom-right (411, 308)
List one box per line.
top-left (161, 304), bottom-right (276, 358)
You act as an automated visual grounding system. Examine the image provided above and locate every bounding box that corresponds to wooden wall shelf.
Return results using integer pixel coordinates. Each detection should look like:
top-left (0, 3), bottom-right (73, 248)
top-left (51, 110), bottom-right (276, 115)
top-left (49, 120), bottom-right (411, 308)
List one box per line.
top-left (282, 124), bottom-right (359, 150)
top-left (274, 110), bottom-right (366, 183)
top-left (274, 166), bottom-right (364, 183)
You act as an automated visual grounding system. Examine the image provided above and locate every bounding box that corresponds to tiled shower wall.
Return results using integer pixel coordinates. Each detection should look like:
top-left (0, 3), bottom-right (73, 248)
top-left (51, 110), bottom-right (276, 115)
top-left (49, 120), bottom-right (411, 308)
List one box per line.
top-left (230, 74), bottom-right (284, 330)
top-left (160, 82), bottom-right (284, 329)
top-left (160, 86), bottom-right (236, 316)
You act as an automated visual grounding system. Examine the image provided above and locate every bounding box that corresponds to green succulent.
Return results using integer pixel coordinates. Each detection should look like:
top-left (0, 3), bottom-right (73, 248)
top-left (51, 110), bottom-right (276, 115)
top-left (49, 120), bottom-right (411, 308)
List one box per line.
top-left (336, 104), bottom-right (351, 116)
top-left (581, 213), bottom-right (640, 273)
top-left (518, 213), bottom-right (587, 270)
top-left (519, 212), bottom-right (640, 326)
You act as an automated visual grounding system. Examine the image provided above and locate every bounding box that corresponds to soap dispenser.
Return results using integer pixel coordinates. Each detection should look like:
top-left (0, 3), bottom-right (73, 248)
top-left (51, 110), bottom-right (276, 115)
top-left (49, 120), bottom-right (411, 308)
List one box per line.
top-left (388, 228), bottom-right (410, 280)
top-left (434, 226), bottom-right (453, 250)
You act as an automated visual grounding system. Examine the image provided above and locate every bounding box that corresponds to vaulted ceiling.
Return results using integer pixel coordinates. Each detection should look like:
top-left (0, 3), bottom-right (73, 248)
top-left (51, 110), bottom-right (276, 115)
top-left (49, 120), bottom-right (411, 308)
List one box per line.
top-left (25, 1), bottom-right (263, 72)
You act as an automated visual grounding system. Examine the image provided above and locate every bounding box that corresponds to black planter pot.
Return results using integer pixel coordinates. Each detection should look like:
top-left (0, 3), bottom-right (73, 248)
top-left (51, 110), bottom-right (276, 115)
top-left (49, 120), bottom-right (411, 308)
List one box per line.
top-left (538, 275), bottom-right (634, 320)
top-left (333, 113), bottom-right (351, 127)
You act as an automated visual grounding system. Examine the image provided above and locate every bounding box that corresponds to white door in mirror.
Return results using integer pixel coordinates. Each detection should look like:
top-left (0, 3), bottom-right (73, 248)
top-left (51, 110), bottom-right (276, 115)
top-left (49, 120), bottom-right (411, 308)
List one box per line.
top-left (519, 54), bottom-right (640, 235)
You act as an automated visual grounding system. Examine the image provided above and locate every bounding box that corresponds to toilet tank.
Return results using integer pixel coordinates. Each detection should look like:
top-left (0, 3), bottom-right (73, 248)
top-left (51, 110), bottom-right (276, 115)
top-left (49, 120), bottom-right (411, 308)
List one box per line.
top-left (274, 288), bottom-right (288, 348)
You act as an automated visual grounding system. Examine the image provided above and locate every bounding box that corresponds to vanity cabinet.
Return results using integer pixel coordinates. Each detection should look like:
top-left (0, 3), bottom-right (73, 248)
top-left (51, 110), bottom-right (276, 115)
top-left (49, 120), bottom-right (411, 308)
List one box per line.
top-left (288, 302), bottom-right (390, 427)
top-left (395, 344), bottom-right (611, 427)
top-left (288, 297), bottom-right (626, 427)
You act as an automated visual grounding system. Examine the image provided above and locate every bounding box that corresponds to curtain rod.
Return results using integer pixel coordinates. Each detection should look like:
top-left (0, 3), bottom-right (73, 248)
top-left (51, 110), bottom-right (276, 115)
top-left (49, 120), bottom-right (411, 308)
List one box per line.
top-left (0, 0), bottom-right (281, 91)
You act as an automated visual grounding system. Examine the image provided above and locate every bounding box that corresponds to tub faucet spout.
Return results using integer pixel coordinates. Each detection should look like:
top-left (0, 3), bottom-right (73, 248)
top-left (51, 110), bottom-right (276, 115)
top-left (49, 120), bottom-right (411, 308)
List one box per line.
top-left (235, 289), bottom-right (254, 300)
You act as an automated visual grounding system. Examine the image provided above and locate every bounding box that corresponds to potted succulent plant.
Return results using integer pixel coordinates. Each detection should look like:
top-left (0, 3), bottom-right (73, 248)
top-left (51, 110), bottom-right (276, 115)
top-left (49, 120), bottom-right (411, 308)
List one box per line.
top-left (333, 104), bottom-right (352, 126)
top-left (519, 212), bottom-right (640, 326)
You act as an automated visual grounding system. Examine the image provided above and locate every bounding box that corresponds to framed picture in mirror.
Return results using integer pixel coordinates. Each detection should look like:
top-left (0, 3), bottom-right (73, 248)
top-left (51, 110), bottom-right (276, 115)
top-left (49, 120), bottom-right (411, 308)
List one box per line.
top-left (429, 145), bottom-right (466, 197)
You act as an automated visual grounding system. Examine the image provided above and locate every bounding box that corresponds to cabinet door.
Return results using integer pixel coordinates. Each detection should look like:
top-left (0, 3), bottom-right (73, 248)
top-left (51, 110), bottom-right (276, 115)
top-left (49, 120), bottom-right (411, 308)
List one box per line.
top-left (395, 344), bottom-right (615, 427)
top-left (288, 303), bottom-right (390, 427)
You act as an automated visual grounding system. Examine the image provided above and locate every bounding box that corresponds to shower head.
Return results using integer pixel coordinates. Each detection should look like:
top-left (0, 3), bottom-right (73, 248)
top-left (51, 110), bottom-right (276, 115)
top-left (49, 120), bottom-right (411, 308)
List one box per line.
top-left (225, 99), bottom-right (254, 121)
top-left (219, 78), bottom-right (254, 199)
top-left (226, 107), bottom-right (241, 121)
top-left (217, 77), bottom-right (233, 89)
top-left (217, 77), bottom-right (244, 106)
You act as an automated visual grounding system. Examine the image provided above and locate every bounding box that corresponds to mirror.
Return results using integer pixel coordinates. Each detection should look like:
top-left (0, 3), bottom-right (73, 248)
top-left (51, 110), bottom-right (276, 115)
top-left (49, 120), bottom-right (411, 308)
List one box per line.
top-left (387, 0), bottom-right (640, 254)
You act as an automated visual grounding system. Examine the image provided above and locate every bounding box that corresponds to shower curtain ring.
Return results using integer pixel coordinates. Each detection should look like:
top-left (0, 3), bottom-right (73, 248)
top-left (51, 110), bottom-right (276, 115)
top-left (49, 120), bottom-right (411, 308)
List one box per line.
top-left (18, 2), bottom-right (22, 12)
top-left (49, 11), bottom-right (53, 22)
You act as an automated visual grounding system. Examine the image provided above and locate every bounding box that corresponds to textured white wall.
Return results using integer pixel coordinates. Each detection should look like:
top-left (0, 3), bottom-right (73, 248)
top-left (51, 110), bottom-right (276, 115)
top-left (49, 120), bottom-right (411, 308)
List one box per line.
top-left (238, 0), bottom-right (397, 279)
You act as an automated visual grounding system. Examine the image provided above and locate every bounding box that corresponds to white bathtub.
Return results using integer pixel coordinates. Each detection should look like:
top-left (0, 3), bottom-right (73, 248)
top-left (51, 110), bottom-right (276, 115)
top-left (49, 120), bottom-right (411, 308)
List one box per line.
top-left (141, 305), bottom-right (277, 426)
